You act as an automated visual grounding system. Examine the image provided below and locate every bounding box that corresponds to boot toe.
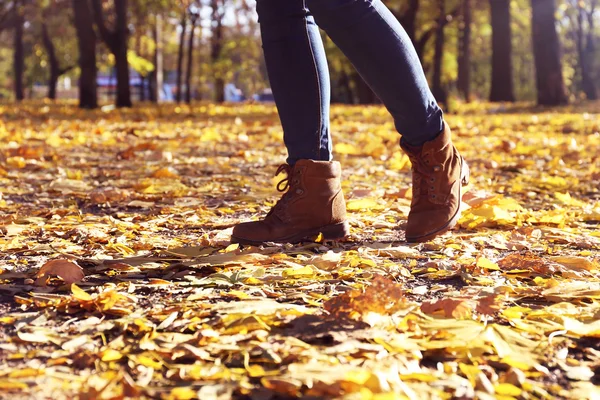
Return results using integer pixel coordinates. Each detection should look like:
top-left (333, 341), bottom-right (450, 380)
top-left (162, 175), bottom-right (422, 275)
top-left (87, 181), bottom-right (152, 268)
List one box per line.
top-left (405, 207), bottom-right (460, 242)
top-left (231, 221), bottom-right (272, 244)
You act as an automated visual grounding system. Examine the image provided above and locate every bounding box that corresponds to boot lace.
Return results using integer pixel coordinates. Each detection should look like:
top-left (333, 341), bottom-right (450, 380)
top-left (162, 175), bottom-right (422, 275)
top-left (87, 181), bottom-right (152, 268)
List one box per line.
top-left (267, 164), bottom-right (299, 219)
top-left (409, 152), bottom-right (441, 202)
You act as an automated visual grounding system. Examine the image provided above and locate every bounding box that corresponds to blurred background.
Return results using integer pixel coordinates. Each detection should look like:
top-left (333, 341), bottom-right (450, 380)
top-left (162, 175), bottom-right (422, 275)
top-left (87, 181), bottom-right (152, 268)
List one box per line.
top-left (0, 0), bottom-right (597, 108)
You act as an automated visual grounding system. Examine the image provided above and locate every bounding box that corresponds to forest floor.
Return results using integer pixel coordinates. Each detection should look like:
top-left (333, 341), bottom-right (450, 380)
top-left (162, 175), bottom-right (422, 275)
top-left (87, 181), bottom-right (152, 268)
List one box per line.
top-left (0, 101), bottom-right (599, 400)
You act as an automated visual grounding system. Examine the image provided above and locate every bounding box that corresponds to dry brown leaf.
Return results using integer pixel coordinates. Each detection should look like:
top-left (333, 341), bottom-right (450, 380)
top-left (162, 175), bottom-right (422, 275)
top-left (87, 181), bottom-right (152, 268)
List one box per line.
top-left (420, 298), bottom-right (472, 319)
top-left (34, 259), bottom-right (85, 286)
top-left (324, 275), bottom-right (405, 318)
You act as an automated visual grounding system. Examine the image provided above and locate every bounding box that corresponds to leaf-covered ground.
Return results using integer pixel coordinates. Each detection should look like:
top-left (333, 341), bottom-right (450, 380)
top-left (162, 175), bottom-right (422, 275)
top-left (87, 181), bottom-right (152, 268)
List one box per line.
top-left (0, 101), bottom-right (599, 400)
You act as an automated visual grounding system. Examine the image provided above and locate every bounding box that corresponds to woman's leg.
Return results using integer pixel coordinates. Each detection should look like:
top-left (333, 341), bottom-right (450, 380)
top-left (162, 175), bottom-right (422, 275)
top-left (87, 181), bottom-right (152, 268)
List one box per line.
top-left (256, 0), bottom-right (331, 165)
top-left (231, 0), bottom-right (348, 245)
top-left (306, 0), bottom-right (443, 146)
top-left (306, 0), bottom-right (469, 242)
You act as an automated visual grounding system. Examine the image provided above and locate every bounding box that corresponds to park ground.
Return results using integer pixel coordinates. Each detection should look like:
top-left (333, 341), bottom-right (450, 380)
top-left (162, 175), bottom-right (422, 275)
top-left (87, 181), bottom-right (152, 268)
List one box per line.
top-left (0, 101), bottom-right (599, 399)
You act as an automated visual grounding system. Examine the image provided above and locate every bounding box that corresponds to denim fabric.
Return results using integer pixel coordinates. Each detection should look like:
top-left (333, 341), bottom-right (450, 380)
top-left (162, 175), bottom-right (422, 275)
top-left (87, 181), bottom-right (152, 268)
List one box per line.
top-left (257, 0), bottom-right (443, 165)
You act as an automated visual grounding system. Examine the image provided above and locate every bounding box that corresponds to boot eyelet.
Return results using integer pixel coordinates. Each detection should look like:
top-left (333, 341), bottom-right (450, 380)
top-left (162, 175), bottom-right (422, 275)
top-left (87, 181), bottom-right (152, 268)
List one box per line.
top-left (296, 189), bottom-right (304, 195)
top-left (433, 165), bottom-right (441, 172)
top-left (431, 194), bottom-right (437, 199)
top-left (430, 186), bottom-right (435, 190)
top-left (430, 178), bottom-right (435, 183)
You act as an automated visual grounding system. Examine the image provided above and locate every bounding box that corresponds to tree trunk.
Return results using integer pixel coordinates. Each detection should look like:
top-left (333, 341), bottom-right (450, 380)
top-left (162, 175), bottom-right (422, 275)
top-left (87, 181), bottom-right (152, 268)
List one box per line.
top-left (13, 0), bottom-right (24, 101)
top-left (390, 0), bottom-right (420, 45)
top-left (586, 0), bottom-right (597, 99)
top-left (531, 0), bottom-right (568, 105)
top-left (352, 72), bottom-right (377, 104)
top-left (91, 0), bottom-right (131, 107)
top-left (114, 0), bottom-right (131, 107)
top-left (576, 1), bottom-right (597, 99)
top-left (211, 0), bottom-right (225, 103)
top-left (41, 22), bottom-right (60, 99)
top-left (150, 14), bottom-right (163, 103)
top-left (489, 0), bottom-right (515, 101)
top-left (185, 15), bottom-right (198, 104)
top-left (337, 69), bottom-right (353, 104)
top-left (176, 12), bottom-right (187, 103)
top-left (457, 0), bottom-right (471, 102)
top-left (431, 0), bottom-right (447, 105)
top-left (72, 0), bottom-right (97, 109)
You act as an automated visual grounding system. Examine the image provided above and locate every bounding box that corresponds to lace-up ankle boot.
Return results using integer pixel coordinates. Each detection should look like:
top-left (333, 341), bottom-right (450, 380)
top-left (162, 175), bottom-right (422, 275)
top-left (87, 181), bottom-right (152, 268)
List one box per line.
top-left (400, 124), bottom-right (470, 242)
top-left (231, 159), bottom-right (349, 245)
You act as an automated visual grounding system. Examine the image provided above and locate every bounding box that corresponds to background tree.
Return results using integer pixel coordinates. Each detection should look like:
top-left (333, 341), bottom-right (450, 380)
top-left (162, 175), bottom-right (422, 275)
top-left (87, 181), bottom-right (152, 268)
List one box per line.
top-left (13, 0), bottom-right (24, 101)
top-left (457, 0), bottom-right (472, 101)
top-left (531, 0), bottom-right (568, 105)
top-left (489, 0), bottom-right (515, 102)
top-left (40, 6), bottom-right (75, 100)
top-left (175, 10), bottom-right (187, 103)
top-left (572, 0), bottom-right (597, 100)
top-left (72, 0), bottom-right (97, 109)
top-left (91, 0), bottom-right (132, 107)
top-left (151, 14), bottom-right (163, 102)
top-left (211, 0), bottom-right (226, 103)
top-left (185, 3), bottom-right (200, 103)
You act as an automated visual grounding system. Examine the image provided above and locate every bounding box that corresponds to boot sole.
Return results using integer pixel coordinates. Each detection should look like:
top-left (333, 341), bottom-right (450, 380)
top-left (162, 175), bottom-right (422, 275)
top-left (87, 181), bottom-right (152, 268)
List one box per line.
top-left (231, 221), bottom-right (350, 246)
top-left (405, 157), bottom-right (470, 243)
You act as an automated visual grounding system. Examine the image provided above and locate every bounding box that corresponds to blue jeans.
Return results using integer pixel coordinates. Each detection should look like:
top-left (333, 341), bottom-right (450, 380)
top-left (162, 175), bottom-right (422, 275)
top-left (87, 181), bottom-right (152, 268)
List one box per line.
top-left (257, 0), bottom-right (444, 165)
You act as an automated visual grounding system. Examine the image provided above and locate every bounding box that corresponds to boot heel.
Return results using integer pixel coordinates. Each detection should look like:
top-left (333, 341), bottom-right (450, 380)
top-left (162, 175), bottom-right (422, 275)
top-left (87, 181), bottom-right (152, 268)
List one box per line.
top-left (320, 222), bottom-right (350, 240)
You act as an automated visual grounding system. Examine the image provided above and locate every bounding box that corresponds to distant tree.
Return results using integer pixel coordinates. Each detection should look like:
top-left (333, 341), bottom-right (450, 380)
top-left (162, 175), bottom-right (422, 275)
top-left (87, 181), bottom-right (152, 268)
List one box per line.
top-left (72, 0), bottom-right (97, 109)
top-left (431, 0), bottom-right (460, 105)
top-left (90, 0), bottom-right (132, 107)
top-left (457, 0), bottom-right (472, 101)
top-left (176, 11), bottom-right (186, 103)
top-left (0, 2), bottom-right (13, 33)
top-left (185, 4), bottom-right (199, 104)
top-left (531, 0), bottom-right (568, 105)
top-left (573, 0), bottom-right (597, 100)
top-left (489, 0), bottom-right (515, 102)
top-left (150, 14), bottom-right (163, 103)
top-left (41, 21), bottom-right (74, 100)
top-left (211, 0), bottom-right (225, 103)
top-left (13, 0), bottom-right (24, 101)
top-left (431, 0), bottom-right (447, 104)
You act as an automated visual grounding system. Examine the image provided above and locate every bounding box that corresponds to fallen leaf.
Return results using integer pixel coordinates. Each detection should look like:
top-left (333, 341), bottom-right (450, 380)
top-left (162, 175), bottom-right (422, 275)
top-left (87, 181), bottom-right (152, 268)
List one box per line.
top-left (34, 259), bottom-right (85, 287)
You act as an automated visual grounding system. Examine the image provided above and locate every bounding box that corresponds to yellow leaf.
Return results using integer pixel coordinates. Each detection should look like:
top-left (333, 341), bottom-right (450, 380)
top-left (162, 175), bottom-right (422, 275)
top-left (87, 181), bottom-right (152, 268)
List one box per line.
top-left (334, 142), bottom-right (361, 155)
top-left (550, 256), bottom-right (598, 271)
top-left (71, 284), bottom-right (93, 301)
top-left (224, 243), bottom-right (239, 252)
top-left (246, 364), bottom-right (267, 378)
top-left (347, 198), bottom-right (380, 211)
top-left (135, 355), bottom-right (163, 369)
top-left (100, 349), bottom-right (123, 362)
top-left (476, 257), bottom-right (500, 271)
top-left (501, 306), bottom-right (531, 320)
top-left (0, 380), bottom-right (28, 391)
top-left (167, 387), bottom-right (197, 400)
top-left (225, 290), bottom-right (250, 299)
top-left (494, 383), bottom-right (523, 396)
top-left (8, 368), bottom-right (44, 378)
top-left (282, 265), bottom-right (315, 278)
top-left (458, 363), bottom-right (480, 385)
top-left (399, 373), bottom-right (438, 382)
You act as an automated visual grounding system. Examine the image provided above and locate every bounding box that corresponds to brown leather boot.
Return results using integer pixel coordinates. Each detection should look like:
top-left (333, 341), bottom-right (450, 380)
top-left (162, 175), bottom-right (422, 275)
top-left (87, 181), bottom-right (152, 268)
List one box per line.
top-left (400, 124), bottom-right (470, 243)
top-left (231, 159), bottom-right (349, 245)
